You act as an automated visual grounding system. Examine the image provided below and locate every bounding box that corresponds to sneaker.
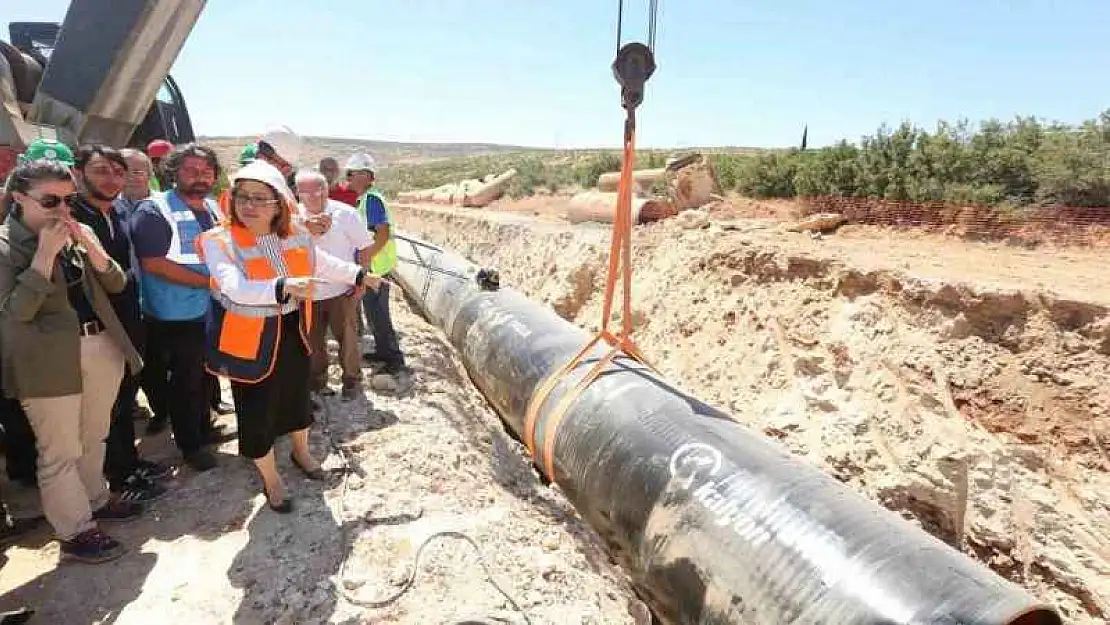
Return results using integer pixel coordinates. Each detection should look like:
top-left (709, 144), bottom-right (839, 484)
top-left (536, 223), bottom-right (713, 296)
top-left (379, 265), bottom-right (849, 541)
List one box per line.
top-left (92, 500), bottom-right (143, 523)
top-left (112, 475), bottom-right (168, 505)
top-left (184, 449), bottom-right (217, 472)
top-left (60, 528), bottom-right (124, 564)
top-left (0, 515), bottom-right (45, 547)
top-left (132, 459), bottom-right (173, 481)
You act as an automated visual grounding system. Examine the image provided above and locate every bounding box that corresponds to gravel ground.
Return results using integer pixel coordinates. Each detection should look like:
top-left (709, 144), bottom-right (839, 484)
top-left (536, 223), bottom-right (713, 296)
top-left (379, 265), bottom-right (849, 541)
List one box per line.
top-left (0, 294), bottom-right (643, 625)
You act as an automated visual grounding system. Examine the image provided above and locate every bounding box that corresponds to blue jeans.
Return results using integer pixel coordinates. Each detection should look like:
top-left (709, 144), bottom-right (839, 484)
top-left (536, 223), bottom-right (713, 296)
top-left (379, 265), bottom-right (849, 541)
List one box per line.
top-left (361, 278), bottom-right (405, 371)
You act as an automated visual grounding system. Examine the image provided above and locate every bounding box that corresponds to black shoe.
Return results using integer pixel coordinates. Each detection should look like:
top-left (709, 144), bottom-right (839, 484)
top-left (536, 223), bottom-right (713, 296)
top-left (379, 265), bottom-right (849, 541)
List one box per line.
top-left (0, 516), bottom-right (45, 547)
top-left (92, 500), bottom-right (143, 523)
top-left (59, 528), bottom-right (124, 564)
top-left (132, 459), bottom-right (173, 481)
top-left (211, 401), bottom-right (235, 416)
top-left (112, 474), bottom-right (168, 505)
top-left (184, 450), bottom-right (217, 472)
top-left (204, 424), bottom-right (237, 445)
top-left (0, 607), bottom-right (35, 624)
top-left (262, 486), bottom-right (293, 514)
top-left (145, 414), bottom-right (169, 435)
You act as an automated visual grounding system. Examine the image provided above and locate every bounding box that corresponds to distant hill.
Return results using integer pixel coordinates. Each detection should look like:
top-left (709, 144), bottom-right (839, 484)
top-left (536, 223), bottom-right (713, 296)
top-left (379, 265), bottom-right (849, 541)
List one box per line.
top-left (199, 135), bottom-right (549, 169)
top-left (198, 135), bottom-right (772, 170)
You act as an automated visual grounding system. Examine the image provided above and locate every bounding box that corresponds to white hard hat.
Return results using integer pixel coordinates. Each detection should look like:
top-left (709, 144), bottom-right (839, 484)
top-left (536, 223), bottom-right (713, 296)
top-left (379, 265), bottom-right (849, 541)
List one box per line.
top-left (230, 159), bottom-right (297, 208)
top-left (345, 153), bottom-right (377, 173)
top-left (258, 124), bottom-right (303, 164)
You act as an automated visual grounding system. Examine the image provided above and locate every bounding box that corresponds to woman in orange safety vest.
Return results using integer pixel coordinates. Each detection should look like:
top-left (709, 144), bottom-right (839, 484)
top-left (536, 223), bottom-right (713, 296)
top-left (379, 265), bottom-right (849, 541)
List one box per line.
top-left (197, 160), bottom-right (381, 513)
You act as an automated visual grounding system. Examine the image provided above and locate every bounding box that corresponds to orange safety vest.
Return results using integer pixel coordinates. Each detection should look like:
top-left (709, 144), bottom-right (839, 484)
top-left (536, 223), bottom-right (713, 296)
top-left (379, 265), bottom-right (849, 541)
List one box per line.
top-left (198, 224), bottom-right (315, 384)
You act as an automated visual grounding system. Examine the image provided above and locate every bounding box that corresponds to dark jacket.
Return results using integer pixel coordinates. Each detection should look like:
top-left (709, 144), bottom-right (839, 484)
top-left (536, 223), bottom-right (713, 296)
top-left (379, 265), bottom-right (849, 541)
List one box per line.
top-left (0, 214), bottom-right (143, 399)
top-left (71, 196), bottom-right (142, 341)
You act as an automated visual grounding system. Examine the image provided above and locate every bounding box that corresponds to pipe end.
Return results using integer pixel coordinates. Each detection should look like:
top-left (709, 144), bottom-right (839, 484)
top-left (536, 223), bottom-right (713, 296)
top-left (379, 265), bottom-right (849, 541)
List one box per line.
top-left (1006, 607), bottom-right (1063, 625)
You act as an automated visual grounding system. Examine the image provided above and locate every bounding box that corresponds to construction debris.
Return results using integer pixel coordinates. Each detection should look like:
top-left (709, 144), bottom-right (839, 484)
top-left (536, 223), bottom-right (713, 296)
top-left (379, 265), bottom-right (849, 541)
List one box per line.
top-left (564, 190), bottom-right (676, 225)
top-left (786, 212), bottom-right (847, 233)
top-left (396, 169), bottom-right (517, 208)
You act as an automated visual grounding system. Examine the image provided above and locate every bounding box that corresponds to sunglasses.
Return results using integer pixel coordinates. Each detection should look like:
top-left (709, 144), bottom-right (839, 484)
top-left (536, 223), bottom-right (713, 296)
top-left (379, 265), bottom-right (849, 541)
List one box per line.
top-left (29, 192), bottom-right (79, 209)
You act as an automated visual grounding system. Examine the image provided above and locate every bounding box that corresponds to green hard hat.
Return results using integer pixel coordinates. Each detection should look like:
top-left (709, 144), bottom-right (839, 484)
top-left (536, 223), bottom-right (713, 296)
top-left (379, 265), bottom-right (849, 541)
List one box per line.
top-left (19, 138), bottom-right (75, 166)
top-left (238, 142), bottom-right (259, 165)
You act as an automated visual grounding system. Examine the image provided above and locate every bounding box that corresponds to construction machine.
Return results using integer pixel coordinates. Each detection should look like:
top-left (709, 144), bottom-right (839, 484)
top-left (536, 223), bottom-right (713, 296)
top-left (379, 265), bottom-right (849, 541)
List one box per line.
top-left (0, 0), bottom-right (205, 179)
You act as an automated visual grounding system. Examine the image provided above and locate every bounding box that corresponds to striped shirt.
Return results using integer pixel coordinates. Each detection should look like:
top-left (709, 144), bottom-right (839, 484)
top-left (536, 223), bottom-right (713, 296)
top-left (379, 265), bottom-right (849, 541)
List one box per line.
top-left (255, 233), bottom-right (300, 314)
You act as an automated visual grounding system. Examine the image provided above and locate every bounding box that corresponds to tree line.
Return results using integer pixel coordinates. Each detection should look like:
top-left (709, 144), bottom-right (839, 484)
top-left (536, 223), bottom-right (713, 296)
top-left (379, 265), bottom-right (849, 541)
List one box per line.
top-left (708, 110), bottom-right (1110, 210)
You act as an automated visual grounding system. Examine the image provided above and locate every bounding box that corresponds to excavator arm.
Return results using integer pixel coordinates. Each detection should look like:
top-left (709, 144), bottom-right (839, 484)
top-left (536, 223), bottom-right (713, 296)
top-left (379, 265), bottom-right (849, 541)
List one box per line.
top-left (1, 0), bottom-right (205, 177)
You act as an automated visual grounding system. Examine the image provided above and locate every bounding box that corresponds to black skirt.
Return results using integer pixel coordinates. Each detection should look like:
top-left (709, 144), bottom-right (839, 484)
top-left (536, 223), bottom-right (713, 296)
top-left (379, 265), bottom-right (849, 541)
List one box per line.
top-left (230, 311), bottom-right (313, 459)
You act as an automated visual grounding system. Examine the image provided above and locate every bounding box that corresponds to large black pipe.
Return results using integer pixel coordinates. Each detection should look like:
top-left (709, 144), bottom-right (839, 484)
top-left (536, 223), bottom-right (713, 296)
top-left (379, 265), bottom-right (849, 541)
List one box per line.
top-left (389, 232), bottom-right (1062, 625)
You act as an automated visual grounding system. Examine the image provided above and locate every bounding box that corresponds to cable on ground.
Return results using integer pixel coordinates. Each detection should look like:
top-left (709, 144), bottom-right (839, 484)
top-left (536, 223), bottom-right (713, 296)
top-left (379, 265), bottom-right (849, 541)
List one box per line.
top-left (317, 394), bottom-right (533, 625)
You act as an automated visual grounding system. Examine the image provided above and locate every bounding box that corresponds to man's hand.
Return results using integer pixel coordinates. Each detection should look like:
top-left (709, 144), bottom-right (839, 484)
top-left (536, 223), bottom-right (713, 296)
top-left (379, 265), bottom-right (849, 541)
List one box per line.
top-left (304, 213), bottom-right (332, 237)
top-left (359, 273), bottom-right (383, 292)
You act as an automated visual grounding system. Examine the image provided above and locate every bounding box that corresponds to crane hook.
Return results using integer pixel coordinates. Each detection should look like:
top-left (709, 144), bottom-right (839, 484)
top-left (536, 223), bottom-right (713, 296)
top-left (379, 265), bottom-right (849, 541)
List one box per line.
top-left (612, 42), bottom-right (656, 112)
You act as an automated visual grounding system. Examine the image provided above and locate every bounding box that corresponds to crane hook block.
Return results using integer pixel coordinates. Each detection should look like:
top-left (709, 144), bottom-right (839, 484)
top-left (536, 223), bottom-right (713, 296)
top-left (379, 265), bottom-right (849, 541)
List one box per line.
top-left (612, 42), bottom-right (656, 111)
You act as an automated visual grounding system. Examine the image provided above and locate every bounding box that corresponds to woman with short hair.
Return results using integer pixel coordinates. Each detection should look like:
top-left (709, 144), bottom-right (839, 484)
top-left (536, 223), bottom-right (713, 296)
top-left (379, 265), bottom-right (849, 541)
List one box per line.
top-left (198, 160), bottom-right (380, 513)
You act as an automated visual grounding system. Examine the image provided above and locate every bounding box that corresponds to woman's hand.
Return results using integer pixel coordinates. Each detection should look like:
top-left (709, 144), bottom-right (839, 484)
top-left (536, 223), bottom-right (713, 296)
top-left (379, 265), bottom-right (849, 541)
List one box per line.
top-left (282, 277), bottom-right (322, 300)
top-left (37, 221), bottom-right (70, 261)
top-left (65, 221), bottom-right (111, 272)
top-left (30, 221), bottom-right (71, 281)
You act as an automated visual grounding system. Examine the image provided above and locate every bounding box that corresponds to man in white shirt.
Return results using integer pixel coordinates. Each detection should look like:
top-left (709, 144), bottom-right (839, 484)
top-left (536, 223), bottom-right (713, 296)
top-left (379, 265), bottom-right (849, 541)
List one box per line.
top-left (294, 169), bottom-right (374, 400)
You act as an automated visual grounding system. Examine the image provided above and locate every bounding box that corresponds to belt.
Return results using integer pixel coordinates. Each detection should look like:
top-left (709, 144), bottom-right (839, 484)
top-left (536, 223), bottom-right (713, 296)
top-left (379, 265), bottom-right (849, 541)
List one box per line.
top-left (78, 320), bottom-right (104, 337)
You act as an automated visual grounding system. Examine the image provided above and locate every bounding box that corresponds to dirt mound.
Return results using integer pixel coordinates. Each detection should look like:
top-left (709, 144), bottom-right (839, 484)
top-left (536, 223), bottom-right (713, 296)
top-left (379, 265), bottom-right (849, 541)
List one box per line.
top-left (397, 203), bottom-right (1110, 624)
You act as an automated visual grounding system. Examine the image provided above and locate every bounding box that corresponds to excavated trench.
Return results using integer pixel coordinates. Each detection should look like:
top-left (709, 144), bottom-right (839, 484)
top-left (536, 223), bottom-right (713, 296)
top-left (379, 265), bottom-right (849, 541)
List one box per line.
top-left (395, 202), bottom-right (1110, 625)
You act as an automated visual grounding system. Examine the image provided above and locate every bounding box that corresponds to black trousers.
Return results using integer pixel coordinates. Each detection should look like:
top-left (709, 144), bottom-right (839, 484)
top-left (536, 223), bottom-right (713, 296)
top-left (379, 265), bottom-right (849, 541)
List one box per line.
top-left (0, 397), bottom-right (35, 483)
top-left (145, 318), bottom-right (209, 456)
top-left (103, 315), bottom-right (146, 489)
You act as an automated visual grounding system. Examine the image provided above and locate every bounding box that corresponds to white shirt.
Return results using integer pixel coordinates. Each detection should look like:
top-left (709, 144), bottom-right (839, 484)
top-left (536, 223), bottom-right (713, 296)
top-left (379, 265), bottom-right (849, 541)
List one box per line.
top-left (296, 199), bottom-right (374, 300)
top-left (199, 228), bottom-right (362, 309)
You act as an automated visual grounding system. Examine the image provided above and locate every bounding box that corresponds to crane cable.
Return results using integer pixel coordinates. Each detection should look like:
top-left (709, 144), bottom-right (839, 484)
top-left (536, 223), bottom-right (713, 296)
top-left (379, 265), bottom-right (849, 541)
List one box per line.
top-left (523, 0), bottom-right (660, 482)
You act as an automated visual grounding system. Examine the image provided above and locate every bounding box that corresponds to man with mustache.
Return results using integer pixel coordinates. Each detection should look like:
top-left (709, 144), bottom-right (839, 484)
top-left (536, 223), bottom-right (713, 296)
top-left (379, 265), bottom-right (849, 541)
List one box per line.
top-left (129, 144), bottom-right (223, 472)
top-left (71, 145), bottom-right (172, 501)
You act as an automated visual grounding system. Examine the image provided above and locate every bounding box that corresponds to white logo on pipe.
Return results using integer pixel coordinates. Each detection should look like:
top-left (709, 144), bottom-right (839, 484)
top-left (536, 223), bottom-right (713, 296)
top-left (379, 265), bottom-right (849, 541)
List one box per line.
top-left (669, 442), bottom-right (723, 491)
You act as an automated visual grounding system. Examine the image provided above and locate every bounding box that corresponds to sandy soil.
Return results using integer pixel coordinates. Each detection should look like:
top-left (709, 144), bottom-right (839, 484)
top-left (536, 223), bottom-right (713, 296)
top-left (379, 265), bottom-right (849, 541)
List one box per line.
top-left (0, 301), bottom-right (643, 624)
top-left (395, 200), bottom-right (1110, 625)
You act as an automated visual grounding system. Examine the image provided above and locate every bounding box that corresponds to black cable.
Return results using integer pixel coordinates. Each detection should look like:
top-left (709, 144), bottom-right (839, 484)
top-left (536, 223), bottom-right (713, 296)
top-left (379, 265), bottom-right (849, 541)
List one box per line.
top-left (615, 0), bottom-right (624, 54)
top-left (318, 396), bottom-right (532, 625)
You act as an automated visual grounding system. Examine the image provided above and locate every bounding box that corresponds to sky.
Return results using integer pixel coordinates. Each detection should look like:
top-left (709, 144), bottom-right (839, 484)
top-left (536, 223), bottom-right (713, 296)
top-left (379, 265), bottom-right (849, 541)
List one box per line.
top-left (9, 0), bottom-right (1110, 149)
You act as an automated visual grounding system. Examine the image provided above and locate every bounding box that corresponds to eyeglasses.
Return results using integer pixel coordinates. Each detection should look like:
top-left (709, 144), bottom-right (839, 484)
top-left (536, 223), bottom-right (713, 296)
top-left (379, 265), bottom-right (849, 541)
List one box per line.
top-left (29, 193), bottom-right (79, 209)
top-left (232, 193), bottom-right (280, 207)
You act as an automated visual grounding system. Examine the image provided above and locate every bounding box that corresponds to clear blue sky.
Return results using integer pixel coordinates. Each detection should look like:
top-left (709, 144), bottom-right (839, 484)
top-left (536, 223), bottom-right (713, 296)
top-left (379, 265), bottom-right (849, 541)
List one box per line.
top-left (10, 1), bottom-right (1110, 149)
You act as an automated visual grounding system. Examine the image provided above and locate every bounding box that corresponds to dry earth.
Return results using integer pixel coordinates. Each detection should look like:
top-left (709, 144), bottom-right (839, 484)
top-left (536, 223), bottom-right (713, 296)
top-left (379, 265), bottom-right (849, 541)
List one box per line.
top-left (0, 302), bottom-right (644, 624)
top-left (395, 200), bottom-right (1110, 625)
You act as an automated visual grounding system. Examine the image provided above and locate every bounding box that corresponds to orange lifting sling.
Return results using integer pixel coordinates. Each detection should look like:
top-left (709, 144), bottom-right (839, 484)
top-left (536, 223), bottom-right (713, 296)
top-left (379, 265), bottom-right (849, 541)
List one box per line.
top-left (523, 3), bottom-right (659, 481)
